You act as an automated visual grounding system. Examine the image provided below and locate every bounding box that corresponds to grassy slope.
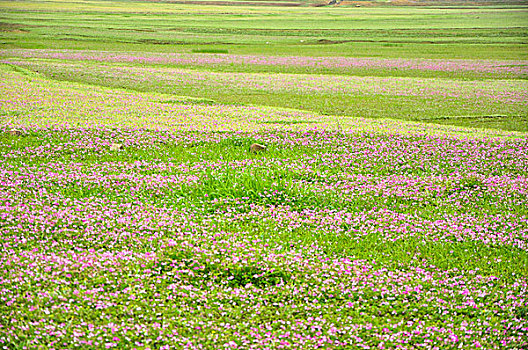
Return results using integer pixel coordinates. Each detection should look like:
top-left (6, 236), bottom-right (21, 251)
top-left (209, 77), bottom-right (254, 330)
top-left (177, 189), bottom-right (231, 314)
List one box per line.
top-left (2, 56), bottom-right (527, 132)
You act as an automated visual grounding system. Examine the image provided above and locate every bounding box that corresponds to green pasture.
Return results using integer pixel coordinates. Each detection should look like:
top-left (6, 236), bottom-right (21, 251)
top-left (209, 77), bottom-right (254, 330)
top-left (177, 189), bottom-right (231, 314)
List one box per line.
top-left (0, 0), bottom-right (527, 131)
top-left (1, 1), bottom-right (527, 59)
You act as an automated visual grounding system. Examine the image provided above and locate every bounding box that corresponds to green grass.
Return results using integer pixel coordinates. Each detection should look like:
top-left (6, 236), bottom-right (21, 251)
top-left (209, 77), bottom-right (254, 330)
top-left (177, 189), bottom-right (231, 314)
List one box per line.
top-left (5, 60), bottom-right (525, 132)
top-left (1, 0), bottom-right (527, 132)
top-left (1, 1), bottom-right (527, 59)
top-left (1, 1), bottom-right (528, 342)
top-left (2, 128), bottom-right (527, 281)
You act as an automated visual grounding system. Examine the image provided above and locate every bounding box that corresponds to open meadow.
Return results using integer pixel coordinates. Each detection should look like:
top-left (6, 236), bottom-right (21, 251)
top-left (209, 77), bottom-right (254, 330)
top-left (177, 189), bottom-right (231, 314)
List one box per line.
top-left (1, 1), bottom-right (528, 349)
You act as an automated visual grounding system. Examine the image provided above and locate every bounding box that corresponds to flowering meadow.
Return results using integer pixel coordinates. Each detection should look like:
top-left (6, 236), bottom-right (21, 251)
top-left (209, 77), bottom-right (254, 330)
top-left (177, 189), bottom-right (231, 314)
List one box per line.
top-left (1, 55), bottom-right (528, 350)
top-left (6, 58), bottom-right (526, 103)
top-left (1, 50), bottom-right (527, 132)
top-left (2, 50), bottom-right (527, 79)
top-left (1, 1), bottom-right (528, 347)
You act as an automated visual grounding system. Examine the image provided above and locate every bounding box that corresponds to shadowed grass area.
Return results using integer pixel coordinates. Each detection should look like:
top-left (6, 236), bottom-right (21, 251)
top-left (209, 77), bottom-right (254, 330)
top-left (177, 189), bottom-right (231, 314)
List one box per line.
top-left (421, 115), bottom-right (528, 133)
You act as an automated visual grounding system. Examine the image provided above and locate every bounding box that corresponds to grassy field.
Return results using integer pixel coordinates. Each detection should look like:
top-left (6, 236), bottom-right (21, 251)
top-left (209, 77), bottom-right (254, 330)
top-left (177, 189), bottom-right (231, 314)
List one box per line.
top-left (1, 58), bottom-right (527, 131)
top-left (1, 1), bottom-right (527, 59)
top-left (1, 0), bottom-right (527, 130)
top-left (1, 1), bottom-right (528, 349)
